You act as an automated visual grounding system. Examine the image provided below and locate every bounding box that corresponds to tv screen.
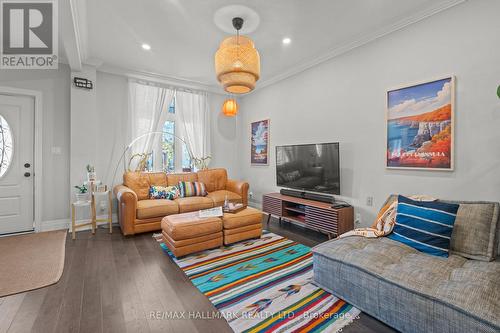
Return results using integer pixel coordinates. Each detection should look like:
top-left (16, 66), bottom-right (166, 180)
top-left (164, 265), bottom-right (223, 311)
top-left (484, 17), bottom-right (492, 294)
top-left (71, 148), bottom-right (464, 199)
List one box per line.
top-left (276, 143), bottom-right (340, 195)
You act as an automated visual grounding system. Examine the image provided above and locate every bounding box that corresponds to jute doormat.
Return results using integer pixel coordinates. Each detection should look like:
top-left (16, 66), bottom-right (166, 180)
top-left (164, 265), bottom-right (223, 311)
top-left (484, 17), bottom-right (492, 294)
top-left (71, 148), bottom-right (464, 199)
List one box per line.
top-left (0, 230), bottom-right (67, 297)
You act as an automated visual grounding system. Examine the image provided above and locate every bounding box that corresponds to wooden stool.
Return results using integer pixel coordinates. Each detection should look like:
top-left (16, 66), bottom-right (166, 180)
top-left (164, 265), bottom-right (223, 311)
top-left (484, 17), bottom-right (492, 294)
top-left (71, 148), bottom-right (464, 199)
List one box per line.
top-left (93, 190), bottom-right (113, 234)
top-left (71, 200), bottom-right (95, 240)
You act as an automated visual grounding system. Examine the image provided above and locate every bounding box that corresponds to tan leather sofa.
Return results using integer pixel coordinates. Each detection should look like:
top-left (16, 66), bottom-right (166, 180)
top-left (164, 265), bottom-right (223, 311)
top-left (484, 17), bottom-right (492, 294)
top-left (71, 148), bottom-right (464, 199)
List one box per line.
top-left (113, 168), bottom-right (249, 235)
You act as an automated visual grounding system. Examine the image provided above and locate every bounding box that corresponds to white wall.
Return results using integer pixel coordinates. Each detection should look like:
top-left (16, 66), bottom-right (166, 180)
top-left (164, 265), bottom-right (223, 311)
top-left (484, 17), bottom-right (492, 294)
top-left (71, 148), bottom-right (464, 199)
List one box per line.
top-left (238, 0), bottom-right (500, 226)
top-left (210, 94), bottom-right (240, 178)
top-left (0, 65), bottom-right (71, 224)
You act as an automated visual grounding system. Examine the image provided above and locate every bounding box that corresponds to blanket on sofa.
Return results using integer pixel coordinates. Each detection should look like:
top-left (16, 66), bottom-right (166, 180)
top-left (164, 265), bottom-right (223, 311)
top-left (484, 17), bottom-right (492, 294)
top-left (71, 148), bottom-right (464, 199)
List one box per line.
top-left (339, 195), bottom-right (435, 238)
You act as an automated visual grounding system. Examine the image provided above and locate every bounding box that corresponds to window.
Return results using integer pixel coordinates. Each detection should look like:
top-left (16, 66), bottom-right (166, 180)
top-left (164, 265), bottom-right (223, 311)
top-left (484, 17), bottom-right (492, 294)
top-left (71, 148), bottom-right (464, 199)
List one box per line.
top-left (0, 115), bottom-right (13, 178)
top-left (160, 98), bottom-right (192, 172)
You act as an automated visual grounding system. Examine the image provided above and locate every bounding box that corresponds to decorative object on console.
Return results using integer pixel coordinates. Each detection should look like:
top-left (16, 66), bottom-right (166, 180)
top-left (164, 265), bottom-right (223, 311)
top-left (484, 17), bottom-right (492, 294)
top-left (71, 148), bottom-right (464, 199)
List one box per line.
top-left (222, 98), bottom-right (238, 116)
top-left (215, 17), bottom-right (260, 94)
top-left (386, 76), bottom-right (454, 170)
top-left (251, 119), bottom-right (269, 165)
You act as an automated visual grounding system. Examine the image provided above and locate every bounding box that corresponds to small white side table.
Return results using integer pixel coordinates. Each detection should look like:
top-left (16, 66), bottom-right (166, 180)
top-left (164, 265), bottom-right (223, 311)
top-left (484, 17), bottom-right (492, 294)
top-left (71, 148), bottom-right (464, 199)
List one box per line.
top-left (71, 200), bottom-right (95, 240)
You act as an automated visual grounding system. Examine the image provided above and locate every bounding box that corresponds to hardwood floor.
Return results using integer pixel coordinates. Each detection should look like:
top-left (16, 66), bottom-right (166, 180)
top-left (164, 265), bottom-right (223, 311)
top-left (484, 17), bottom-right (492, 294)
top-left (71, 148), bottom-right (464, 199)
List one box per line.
top-left (0, 217), bottom-right (395, 333)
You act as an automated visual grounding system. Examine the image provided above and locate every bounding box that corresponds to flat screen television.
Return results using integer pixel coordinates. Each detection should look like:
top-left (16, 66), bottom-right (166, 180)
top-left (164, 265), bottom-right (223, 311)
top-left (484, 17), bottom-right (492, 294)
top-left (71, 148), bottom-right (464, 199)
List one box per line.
top-left (276, 143), bottom-right (340, 195)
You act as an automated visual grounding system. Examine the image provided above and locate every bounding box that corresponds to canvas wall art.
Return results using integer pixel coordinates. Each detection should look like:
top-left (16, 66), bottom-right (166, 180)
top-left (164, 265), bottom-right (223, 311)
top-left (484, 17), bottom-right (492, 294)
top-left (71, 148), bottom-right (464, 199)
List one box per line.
top-left (386, 76), bottom-right (454, 170)
top-left (251, 119), bottom-right (269, 165)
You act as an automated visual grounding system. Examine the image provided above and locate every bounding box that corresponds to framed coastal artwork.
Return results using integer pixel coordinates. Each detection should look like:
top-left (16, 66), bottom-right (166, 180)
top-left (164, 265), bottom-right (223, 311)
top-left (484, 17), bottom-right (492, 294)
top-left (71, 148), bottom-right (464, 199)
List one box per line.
top-left (386, 76), bottom-right (454, 170)
top-left (251, 119), bottom-right (269, 165)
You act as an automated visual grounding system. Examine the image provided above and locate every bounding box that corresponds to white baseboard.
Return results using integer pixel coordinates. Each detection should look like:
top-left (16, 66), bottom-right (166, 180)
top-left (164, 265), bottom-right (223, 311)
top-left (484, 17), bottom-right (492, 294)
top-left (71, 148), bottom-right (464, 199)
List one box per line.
top-left (41, 214), bottom-right (119, 233)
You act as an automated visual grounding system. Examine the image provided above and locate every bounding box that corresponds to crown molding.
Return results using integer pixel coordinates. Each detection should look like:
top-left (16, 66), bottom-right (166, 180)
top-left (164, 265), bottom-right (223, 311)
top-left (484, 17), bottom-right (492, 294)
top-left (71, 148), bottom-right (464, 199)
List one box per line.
top-left (97, 63), bottom-right (226, 95)
top-left (255, 0), bottom-right (467, 92)
top-left (70, 0), bottom-right (88, 62)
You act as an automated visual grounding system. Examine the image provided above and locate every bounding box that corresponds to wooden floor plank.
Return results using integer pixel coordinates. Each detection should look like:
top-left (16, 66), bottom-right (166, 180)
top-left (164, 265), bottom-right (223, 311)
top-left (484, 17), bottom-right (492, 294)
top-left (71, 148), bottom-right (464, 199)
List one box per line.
top-left (0, 294), bottom-right (25, 333)
top-left (79, 237), bottom-right (103, 333)
top-left (53, 238), bottom-right (89, 333)
top-left (110, 233), bottom-right (150, 333)
top-left (99, 235), bottom-right (127, 333)
top-left (122, 234), bottom-right (173, 332)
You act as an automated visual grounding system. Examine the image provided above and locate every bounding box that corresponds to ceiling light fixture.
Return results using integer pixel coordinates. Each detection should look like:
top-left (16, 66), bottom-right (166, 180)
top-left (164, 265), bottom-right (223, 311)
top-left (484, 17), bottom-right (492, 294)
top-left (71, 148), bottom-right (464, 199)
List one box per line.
top-left (141, 43), bottom-right (151, 50)
top-left (215, 17), bottom-right (260, 94)
top-left (282, 37), bottom-right (291, 45)
top-left (222, 98), bottom-right (238, 117)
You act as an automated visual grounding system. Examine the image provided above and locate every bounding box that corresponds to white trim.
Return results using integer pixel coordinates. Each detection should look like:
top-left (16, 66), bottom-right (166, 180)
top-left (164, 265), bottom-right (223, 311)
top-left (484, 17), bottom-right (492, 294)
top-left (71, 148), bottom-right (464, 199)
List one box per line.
top-left (0, 86), bottom-right (43, 233)
top-left (98, 64), bottom-right (226, 95)
top-left (42, 213), bottom-right (119, 233)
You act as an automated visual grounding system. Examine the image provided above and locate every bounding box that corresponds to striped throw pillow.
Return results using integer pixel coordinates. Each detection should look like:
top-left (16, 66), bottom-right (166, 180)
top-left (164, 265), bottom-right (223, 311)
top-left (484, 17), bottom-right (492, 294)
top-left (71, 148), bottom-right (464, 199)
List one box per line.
top-left (178, 181), bottom-right (207, 197)
top-left (388, 195), bottom-right (459, 257)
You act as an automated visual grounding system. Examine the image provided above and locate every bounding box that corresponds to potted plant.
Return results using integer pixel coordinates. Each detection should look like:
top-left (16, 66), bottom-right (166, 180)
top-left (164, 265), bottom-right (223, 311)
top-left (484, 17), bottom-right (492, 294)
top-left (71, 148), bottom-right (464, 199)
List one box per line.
top-left (74, 184), bottom-right (88, 203)
top-left (86, 164), bottom-right (96, 182)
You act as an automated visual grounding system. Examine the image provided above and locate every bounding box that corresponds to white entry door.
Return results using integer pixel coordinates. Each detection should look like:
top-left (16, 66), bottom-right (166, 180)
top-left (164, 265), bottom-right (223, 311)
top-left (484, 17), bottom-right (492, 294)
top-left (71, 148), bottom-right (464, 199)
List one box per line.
top-left (0, 94), bottom-right (34, 234)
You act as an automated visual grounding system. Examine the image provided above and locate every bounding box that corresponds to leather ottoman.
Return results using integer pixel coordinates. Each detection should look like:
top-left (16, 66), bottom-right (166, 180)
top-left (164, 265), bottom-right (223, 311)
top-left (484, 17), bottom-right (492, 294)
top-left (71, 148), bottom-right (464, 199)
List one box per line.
top-left (222, 207), bottom-right (262, 245)
top-left (161, 212), bottom-right (223, 257)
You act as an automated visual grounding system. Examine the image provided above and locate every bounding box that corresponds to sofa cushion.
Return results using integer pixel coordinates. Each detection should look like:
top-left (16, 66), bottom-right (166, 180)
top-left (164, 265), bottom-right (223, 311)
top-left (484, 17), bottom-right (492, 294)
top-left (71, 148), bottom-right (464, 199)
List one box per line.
top-left (313, 237), bottom-right (500, 331)
top-left (167, 172), bottom-right (198, 186)
top-left (136, 199), bottom-right (178, 220)
top-left (178, 181), bottom-right (207, 197)
top-left (222, 207), bottom-right (262, 229)
top-left (382, 195), bottom-right (500, 261)
top-left (124, 172), bottom-right (168, 200)
top-left (388, 195), bottom-right (459, 257)
top-left (197, 168), bottom-right (228, 192)
top-left (161, 212), bottom-right (222, 240)
top-left (206, 190), bottom-right (242, 207)
top-left (175, 196), bottom-right (214, 213)
top-left (149, 185), bottom-right (179, 200)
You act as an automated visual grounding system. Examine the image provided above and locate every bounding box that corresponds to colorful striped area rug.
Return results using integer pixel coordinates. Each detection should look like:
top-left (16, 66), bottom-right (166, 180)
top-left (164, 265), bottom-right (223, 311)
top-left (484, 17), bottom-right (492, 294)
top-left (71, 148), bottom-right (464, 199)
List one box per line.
top-left (157, 231), bottom-right (360, 332)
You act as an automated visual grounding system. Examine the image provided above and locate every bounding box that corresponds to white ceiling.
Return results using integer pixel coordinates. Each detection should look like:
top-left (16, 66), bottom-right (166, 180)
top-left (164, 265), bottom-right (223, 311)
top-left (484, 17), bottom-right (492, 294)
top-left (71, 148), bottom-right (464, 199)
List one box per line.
top-left (65, 0), bottom-right (465, 91)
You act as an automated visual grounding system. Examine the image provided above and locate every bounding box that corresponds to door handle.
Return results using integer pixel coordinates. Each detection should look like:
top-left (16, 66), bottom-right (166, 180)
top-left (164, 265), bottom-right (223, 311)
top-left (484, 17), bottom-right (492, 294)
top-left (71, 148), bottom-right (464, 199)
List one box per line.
top-left (24, 172), bottom-right (31, 177)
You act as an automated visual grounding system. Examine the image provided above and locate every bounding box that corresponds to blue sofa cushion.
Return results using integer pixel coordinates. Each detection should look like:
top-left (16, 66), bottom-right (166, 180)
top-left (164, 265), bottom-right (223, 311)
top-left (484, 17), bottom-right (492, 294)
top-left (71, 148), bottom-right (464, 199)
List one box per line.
top-left (388, 195), bottom-right (459, 257)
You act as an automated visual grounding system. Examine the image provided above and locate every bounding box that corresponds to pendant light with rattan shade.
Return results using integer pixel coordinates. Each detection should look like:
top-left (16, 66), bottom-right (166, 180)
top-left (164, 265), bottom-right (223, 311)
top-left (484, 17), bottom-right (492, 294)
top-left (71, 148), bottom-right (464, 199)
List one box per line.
top-left (215, 17), bottom-right (260, 94)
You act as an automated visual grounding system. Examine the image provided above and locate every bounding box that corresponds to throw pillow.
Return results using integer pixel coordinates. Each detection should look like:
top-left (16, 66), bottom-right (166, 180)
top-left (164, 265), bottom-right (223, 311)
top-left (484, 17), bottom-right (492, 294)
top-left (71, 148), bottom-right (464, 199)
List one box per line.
top-left (178, 181), bottom-right (207, 197)
top-left (149, 185), bottom-right (180, 200)
top-left (388, 195), bottom-right (459, 257)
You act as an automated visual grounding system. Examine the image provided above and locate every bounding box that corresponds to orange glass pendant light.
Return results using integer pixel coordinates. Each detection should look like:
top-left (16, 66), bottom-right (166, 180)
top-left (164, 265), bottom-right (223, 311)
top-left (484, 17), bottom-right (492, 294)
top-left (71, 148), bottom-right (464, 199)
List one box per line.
top-left (222, 98), bottom-right (238, 117)
top-left (215, 17), bottom-right (260, 94)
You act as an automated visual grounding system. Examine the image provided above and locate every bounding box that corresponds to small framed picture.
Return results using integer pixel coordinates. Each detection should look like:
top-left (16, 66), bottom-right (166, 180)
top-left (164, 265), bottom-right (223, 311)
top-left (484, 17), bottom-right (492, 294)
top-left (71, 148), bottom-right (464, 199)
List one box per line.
top-left (251, 119), bottom-right (269, 165)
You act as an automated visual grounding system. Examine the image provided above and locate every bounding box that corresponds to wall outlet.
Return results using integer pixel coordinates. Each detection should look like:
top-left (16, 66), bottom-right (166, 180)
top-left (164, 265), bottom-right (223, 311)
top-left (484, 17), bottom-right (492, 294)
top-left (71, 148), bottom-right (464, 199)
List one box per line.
top-left (249, 191), bottom-right (253, 198)
top-left (366, 196), bottom-right (374, 206)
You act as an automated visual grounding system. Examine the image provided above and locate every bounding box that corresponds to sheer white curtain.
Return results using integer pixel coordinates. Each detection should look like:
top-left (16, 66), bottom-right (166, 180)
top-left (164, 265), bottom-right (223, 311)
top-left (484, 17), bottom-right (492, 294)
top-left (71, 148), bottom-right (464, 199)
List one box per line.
top-left (176, 90), bottom-right (211, 164)
top-left (128, 81), bottom-right (175, 171)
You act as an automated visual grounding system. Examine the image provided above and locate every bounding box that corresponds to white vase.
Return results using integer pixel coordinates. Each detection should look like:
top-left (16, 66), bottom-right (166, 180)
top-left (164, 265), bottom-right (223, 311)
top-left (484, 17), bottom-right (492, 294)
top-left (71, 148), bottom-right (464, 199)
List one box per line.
top-left (75, 193), bottom-right (88, 203)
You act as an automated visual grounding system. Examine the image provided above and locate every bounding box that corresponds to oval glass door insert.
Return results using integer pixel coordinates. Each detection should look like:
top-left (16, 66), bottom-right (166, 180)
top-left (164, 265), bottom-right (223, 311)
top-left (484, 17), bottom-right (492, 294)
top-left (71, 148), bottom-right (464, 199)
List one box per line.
top-left (0, 115), bottom-right (13, 178)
